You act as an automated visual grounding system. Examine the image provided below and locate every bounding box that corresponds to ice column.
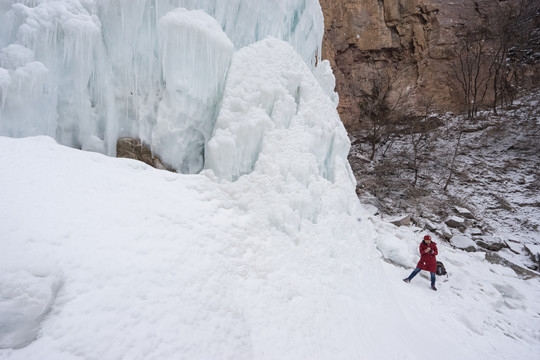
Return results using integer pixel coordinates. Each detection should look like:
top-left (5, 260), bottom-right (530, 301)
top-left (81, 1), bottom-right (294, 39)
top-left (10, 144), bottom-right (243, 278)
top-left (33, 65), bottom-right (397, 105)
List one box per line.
top-left (152, 8), bottom-right (233, 173)
top-left (56, 13), bottom-right (101, 150)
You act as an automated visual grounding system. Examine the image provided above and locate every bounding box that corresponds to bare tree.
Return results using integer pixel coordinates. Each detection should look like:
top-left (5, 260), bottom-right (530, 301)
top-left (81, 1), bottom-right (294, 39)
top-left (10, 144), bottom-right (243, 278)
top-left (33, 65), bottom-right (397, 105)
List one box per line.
top-left (357, 68), bottom-right (409, 161)
top-left (488, 25), bottom-right (510, 114)
top-left (447, 30), bottom-right (493, 119)
top-left (404, 95), bottom-right (440, 187)
top-left (443, 129), bottom-right (463, 191)
top-left (443, 114), bottom-right (471, 192)
top-left (504, 0), bottom-right (540, 102)
top-left (486, 0), bottom-right (540, 113)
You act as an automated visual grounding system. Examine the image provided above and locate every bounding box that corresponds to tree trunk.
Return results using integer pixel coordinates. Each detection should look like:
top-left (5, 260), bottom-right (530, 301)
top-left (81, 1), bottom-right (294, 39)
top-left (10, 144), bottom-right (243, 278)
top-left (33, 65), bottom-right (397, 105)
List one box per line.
top-left (444, 130), bottom-right (463, 191)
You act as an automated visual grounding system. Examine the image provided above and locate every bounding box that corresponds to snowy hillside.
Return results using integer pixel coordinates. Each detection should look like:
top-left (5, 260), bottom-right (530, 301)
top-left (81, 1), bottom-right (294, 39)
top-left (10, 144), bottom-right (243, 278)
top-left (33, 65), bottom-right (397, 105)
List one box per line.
top-left (349, 90), bottom-right (540, 272)
top-left (1, 136), bottom-right (539, 359)
top-left (1, 0), bottom-right (539, 359)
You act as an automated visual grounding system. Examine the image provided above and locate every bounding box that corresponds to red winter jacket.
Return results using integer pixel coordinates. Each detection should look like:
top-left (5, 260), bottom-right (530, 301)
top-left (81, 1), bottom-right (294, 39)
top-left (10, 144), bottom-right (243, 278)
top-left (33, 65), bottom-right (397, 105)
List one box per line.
top-left (417, 241), bottom-right (438, 273)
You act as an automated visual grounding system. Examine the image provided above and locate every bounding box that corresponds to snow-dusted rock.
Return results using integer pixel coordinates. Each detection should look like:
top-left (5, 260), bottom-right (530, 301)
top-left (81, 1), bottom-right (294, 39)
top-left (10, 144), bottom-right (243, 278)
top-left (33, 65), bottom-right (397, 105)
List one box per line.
top-left (454, 206), bottom-right (475, 219)
top-left (424, 220), bottom-right (437, 232)
top-left (390, 215), bottom-right (411, 227)
top-left (524, 244), bottom-right (540, 269)
top-left (116, 138), bottom-right (174, 171)
top-left (446, 216), bottom-right (465, 228)
top-left (468, 228), bottom-right (483, 236)
top-left (476, 240), bottom-right (507, 252)
top-left (436, 223), bottom-right (453, 240)
top-left (363, 203), bottom-right (379, 216)
top-left (450, 235), bottom-right (477, 252)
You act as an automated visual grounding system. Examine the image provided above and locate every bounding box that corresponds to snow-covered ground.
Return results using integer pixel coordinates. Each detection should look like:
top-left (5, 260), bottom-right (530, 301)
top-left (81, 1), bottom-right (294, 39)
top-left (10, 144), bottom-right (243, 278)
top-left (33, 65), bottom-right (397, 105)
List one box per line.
top-left (1, 136), bottom-right (539, 359)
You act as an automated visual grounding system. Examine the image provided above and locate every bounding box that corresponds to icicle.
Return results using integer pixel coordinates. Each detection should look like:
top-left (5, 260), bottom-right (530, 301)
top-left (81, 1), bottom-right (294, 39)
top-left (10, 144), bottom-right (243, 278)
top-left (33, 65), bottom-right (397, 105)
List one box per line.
top-left (0, 68), bottom-right (10, 109)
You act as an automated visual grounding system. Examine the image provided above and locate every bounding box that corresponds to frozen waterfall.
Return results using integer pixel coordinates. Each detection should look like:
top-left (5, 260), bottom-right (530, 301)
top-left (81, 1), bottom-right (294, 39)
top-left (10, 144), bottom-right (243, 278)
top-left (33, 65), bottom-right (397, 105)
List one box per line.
top-left (0, 0), bottom-right (324, 173)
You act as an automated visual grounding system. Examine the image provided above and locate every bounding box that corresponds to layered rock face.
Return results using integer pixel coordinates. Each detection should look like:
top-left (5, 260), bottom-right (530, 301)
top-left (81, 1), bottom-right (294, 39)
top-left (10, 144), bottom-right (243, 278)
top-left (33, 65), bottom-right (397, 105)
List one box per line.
top-left (319, 0), bottom-right (528, 130)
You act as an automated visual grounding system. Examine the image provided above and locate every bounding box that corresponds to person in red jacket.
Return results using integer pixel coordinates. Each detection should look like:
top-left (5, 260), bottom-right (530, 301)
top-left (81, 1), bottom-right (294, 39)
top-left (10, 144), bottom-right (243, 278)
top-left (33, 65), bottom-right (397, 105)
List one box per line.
top-left (403, 235), bottom-right (439, 291)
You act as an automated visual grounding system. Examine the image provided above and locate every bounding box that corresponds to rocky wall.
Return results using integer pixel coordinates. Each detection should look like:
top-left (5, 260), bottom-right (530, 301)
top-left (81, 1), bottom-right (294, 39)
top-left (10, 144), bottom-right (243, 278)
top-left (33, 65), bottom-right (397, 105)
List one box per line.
top-left (319, 0), bottom-right (530, 130)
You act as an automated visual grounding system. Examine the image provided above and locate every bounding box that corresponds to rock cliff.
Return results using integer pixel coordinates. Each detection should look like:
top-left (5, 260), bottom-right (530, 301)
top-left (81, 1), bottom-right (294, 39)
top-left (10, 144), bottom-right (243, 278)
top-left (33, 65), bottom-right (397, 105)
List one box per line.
top-left (319, 0), bottom-right (535, 130)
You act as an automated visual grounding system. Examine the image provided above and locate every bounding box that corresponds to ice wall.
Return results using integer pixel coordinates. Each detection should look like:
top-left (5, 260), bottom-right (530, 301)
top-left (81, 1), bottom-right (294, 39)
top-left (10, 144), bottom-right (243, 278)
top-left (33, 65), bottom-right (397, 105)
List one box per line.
top-left (172, 0), bottom-right (324, 66)
top-left (0, 0), bottom-right (324, 173)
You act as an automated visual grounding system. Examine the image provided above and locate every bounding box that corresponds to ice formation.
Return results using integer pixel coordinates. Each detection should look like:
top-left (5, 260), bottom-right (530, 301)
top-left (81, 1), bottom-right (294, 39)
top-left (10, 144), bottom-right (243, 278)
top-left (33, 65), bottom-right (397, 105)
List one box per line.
top-left (153, 8), bottom-right (233, 173)
top-left (0, 0), bottom-right (324, 173)
top-left (205, 37), bottom-right (356, 230)
top-left (206, 38), bottom-right (348, 184)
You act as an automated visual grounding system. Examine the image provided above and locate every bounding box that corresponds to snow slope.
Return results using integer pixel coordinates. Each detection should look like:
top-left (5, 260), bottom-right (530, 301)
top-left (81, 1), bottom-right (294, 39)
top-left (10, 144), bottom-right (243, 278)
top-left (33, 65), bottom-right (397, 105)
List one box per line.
top-left (0, 138), bottom-right (538, 359)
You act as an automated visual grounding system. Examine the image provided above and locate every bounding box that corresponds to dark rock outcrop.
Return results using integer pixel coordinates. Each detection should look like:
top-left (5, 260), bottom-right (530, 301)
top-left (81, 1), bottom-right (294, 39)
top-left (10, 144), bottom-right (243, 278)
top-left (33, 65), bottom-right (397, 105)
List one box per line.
top-left (116, 138), bottom-right (175, 172)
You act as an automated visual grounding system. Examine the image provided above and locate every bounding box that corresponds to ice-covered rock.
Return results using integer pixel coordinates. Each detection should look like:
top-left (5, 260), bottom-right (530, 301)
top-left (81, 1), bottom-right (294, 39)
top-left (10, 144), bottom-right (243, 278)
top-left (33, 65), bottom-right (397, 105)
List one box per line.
top-left (476, 240), bottom-right (507, 252)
